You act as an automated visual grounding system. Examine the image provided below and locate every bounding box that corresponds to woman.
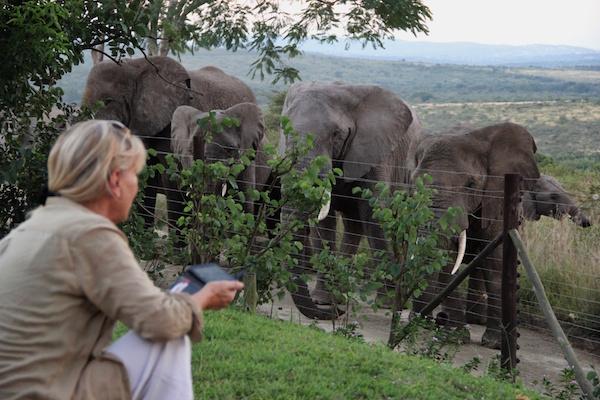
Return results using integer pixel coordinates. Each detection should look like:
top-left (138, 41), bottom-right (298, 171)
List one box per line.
top-left (0, 120), bottom-right (243, 399)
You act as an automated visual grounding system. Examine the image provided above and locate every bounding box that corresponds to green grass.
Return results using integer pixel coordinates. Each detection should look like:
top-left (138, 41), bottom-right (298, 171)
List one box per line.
top-left (414, 100), bottom-right (600, 158)
top-left (519, 165), bottom-right (600, 337)
top-left (114, 309), bottom-right (543, 399)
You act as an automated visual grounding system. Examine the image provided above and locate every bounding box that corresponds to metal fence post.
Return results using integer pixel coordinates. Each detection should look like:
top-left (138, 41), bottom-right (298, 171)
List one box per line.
top-left (501, 173), bottom-right (521, 371)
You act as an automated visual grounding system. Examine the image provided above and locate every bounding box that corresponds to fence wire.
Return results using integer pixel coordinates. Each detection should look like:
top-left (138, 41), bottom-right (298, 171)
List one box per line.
top-left (131, 144), bottom-right (600, 363)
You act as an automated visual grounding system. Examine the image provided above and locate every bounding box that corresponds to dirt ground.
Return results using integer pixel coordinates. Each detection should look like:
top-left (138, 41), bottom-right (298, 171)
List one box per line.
top-left (256, 290), bottom-right (600, 392)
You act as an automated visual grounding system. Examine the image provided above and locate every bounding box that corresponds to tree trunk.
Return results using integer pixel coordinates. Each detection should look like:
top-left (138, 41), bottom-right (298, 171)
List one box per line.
top-left (158, 39), bottom-right (170, 57)
top-left (147, 37), bottom-right (159, 57)
top-left (91, 44), bottom-right (104, 65)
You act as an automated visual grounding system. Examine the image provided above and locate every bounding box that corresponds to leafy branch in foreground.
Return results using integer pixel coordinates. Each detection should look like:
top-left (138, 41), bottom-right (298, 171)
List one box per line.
top-left (139, 116), bottom-right (336, 310)
top-left (354, 176), bottom-right (460, 349)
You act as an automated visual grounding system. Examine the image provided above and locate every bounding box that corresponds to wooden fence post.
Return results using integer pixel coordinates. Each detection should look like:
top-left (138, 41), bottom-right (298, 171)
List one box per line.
top-left (509, 229), bottom-right (595, 399)
top-left (501, 173), bottom-right (521, 372)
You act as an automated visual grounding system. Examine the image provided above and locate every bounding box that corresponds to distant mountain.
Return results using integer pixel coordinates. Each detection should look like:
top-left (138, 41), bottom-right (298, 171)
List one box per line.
top-left (299, 39), bottom-right (600, 67)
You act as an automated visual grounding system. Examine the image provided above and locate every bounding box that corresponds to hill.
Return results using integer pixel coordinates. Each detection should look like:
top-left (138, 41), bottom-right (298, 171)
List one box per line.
top-left (62, 48), bottom-right (600, 106)
top-left (300, 39), bottom-right (600, 67)
top-left (60, 48), bottom-right (600, 159)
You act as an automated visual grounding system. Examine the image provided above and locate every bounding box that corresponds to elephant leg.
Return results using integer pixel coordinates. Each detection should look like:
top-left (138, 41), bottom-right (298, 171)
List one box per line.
top-left (141, 155), bottom-right (161, 228)
top-left (340, 214), bottom-right (363, 257)
top-left (461, 235), bottom-right (487, 324)
top-left (312, 213), bottom-right (339, 305)
top-left (437, 260), bottom-right (467, 329)
top-left (466, 267), bottom-right (488, 325)
top-left (412, 270), bottom-right (442, 318)
top-left (287, 220), bottom-right (345, 320)
top-left (481, 245), bottom-right (503, 349)
top-left (163, 174), bottom-right (187, 248)
top-left (237, 164), bottom-right (256, 215)
top-left (360, 202), bottom-right (396, 307)
top-left (142, 128), bottom-right (172, 230)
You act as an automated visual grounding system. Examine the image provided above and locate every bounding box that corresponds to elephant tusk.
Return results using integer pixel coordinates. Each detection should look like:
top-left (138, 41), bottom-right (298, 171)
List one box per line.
top-left (317, 191), bottom-right (331, 222)
top-left (451, 230), bottom-right (467, 275)
top-left (221, 183), bottom-right (227, 197)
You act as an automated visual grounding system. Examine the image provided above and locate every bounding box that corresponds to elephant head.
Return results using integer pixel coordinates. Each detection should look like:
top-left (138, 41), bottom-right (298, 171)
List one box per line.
top-left (280, 81), bottom-right (422, 219)
top-left (523, 174), bottom-right (592, 227)
top-left (412, 122), bottom-right (540, 235)
top-left (170, 103), bottom-right (266, 211)
top-left (82, 56), bottom-right (191, 138)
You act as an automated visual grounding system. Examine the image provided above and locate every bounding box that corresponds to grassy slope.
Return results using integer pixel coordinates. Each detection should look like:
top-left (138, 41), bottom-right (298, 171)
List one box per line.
top-left (180, 309), bottom-right (540, 400)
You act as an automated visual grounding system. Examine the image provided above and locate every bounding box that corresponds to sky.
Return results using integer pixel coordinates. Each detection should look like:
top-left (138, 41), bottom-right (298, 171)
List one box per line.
top-left (395, 0), bottom-right (600, 50)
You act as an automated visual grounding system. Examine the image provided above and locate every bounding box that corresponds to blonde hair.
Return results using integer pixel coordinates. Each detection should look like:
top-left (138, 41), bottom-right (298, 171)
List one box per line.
top-left (48, 120), bottom-right (146, 203)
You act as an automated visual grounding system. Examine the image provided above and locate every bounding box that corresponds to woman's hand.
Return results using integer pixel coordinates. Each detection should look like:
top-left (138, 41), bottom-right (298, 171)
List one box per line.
top-left (191, 280), bottom-right (244, 311)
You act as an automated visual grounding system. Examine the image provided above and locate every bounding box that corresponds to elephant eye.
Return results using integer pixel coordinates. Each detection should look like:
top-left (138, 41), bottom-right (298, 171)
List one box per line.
top-left (102, 98), bottom-right (114, 106)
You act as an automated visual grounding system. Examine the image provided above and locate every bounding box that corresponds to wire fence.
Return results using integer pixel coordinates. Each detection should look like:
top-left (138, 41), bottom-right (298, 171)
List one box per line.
top-left (132, 143), bottom-right (600, 372)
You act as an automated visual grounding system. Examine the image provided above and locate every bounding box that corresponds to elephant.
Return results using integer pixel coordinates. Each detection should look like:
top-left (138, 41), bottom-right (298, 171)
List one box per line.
top-left (465, 173), bottom-right (592, 326)
top-left (523, 174), bottom-right (592, 227)
top-left (410, 122), bottom-right (540, 349)
top-left (169, 102), bottom-right (269, 216)
top-left (279, 81), bottom-right (423, 319)
top-left (82, 56), bottom-right (256, 231)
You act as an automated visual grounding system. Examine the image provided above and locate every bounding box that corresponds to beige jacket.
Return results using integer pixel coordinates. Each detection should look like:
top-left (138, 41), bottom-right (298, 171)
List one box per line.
top-left (0, 197), bottom-right (202, 400)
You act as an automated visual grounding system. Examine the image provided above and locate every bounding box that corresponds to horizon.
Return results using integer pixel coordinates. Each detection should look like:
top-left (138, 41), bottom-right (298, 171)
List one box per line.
top-left (395, 0), bottom-right (600, 51)
top-left (279, 0), bottom-right (600, 51)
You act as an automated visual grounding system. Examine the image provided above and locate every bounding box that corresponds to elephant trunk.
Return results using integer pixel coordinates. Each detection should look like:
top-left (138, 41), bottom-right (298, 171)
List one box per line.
top-left (569, 206), bottom-right (592, 228)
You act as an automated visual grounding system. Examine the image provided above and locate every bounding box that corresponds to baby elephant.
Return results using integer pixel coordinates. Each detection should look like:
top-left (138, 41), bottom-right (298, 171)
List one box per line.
top-left (169, 102), bottom-right (269, 216)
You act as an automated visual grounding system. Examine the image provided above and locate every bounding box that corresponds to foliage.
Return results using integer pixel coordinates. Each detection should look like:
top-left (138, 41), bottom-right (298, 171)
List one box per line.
top-left (354, 176), bottom-right (460, 348)
top-left (587, 366), bottom-right (600, 399)
top-left (113, 309), bottom-right (542, 399)
top-left (262, 90), bottom-right (287, 143)
top-left (155, 115), bottom-right (337, 306)
top-left (485, 354), bottom-right (519, 383)
top-left (534, 367), bottom-right (581, 400)
top-left (333, 321), bottom-right (365, 343)
top-left (398, 316), bottom-right (462, 363)
top-left (0, 105), bottom-right (91, 237)
top-left (310, 245), bottom-right (374, 328)
top-left (1, 0), bottom-right (432, 242)
top-left (118, 163), bottom-right (190, 283)
top-left (1, 1), bottom-right (149, 114)
top-left (87, 0), bottom-right (432, 82)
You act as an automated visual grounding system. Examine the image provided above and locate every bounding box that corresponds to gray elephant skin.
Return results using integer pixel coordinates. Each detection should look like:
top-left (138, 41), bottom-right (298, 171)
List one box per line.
top-left (82, 56), bottom-right (256, 229)
top-left (410, 122), bottom-right (540, 349)
top-left (523, 174), bottom-right (591, 227)
top-left (465, 173), bottom-right (592, 328)
top-left (170, 102), bottom-right (270, 217)
top-left (279, 81), bottom-right (423, 319)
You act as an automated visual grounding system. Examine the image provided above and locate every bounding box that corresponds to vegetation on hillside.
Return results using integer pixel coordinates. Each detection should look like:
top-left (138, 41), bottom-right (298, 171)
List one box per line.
top-left (61, 48), bottom-right (600, 106)
top-left (60, 48), bottom-right (600, 161)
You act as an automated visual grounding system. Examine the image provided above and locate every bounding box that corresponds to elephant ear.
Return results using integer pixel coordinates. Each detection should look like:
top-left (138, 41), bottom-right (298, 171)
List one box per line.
top-left (222, 102), bottom-right (265, 153)
top-left (480, 123), bottom-right (540, 231)
top-left (129, 57), bottom-right (191, 137)
top-left (343, 88), bottom-right (419, 181)
top-left (171, 105), bottom-right (203, 168)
